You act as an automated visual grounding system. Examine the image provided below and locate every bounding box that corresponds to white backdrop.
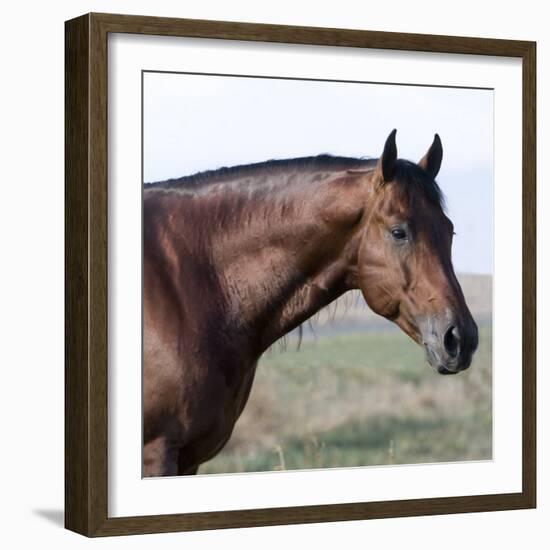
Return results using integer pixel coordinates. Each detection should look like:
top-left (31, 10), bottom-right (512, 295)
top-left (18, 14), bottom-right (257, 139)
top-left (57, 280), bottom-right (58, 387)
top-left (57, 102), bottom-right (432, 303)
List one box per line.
top-left (0, 0), bottom-right (546, 549)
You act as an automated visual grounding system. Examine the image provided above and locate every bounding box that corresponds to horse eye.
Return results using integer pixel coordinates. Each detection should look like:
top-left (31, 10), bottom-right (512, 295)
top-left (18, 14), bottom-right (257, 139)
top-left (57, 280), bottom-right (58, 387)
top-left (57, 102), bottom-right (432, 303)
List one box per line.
top-left (391, 227), bottom-right (407, 240)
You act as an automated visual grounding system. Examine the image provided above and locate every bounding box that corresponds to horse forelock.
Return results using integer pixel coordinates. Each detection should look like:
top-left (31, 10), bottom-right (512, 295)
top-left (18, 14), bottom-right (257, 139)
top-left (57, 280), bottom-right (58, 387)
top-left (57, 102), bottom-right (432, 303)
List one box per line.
top-left (389, 159), bottom-right (446, 212)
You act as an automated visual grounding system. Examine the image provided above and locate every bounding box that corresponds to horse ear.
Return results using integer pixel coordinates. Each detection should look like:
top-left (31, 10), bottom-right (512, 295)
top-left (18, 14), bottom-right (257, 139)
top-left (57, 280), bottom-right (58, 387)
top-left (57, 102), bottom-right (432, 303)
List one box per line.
top-left (377, 129), bottom-right (398, 183)
top-left (418, 133), bottom-right (443, 179)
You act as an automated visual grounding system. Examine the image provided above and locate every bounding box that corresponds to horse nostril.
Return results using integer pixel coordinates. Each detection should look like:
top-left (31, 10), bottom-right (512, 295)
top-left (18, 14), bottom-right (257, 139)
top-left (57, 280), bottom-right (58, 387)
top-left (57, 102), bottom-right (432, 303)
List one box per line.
top-left (443, 325), bottom-right (460, 358)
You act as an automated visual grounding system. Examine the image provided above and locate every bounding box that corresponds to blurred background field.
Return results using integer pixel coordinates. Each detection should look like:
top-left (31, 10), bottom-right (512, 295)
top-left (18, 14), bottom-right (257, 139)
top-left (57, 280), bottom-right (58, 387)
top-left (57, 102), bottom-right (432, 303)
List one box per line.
top-left (200, 274), bottom-right (492, 475)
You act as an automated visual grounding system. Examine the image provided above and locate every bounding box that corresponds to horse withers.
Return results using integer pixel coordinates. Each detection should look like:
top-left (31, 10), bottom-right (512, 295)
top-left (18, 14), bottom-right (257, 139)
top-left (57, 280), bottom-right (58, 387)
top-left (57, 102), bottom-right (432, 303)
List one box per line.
top-left (142, 130), bottom-right (478, 476)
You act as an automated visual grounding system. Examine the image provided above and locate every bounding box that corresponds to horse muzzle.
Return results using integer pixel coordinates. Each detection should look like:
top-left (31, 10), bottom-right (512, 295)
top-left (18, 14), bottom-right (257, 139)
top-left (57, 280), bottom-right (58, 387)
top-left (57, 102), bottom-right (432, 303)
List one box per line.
top-left (420, 315), bottom-right (479, 375)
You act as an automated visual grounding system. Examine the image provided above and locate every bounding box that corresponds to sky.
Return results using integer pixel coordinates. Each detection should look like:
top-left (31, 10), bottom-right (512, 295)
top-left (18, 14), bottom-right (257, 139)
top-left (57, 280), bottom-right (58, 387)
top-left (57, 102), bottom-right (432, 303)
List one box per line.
top-left (143, 72), bottom-right (493, 274)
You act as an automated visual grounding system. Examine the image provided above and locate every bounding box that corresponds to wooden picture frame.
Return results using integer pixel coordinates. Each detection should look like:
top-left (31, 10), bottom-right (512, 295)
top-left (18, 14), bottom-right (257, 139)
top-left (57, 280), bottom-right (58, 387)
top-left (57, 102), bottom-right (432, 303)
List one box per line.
top-left (65, 12), bottom-right (536, 537)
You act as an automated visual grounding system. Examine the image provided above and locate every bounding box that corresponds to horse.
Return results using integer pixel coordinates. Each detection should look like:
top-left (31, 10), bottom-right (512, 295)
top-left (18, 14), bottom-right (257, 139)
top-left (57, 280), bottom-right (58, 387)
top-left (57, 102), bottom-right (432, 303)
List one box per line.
top-left (142, 130), bottom-right (479, 477)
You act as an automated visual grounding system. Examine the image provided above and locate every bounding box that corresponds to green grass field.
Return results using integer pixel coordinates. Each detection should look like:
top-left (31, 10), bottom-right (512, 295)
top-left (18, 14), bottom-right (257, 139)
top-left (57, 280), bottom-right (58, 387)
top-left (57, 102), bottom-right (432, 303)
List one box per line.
top-left (200, 324), bottom-right (493, 475)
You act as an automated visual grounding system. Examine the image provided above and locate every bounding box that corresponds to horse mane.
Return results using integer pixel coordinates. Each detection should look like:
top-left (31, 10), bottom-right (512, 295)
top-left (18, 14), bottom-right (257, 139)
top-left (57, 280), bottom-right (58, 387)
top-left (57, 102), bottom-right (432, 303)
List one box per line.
top-left (144, 154), bottom-right (444, 209)
top-left (145, 155), bottom-right (376, 191)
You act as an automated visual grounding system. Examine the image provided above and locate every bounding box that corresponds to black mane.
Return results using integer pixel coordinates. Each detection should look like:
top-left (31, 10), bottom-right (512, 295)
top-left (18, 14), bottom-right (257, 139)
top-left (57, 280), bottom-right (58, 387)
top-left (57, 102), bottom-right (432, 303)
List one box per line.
top-left (145, 155), bottom-right (375, 189)
top-left (145, 154), bottom-right (444, 208)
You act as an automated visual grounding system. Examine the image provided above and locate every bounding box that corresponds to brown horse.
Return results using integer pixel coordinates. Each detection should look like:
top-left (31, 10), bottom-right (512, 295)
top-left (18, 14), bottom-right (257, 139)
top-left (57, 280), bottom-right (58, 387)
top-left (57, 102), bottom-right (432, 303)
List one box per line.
top-left (143, 130), bottom-right (478, 476)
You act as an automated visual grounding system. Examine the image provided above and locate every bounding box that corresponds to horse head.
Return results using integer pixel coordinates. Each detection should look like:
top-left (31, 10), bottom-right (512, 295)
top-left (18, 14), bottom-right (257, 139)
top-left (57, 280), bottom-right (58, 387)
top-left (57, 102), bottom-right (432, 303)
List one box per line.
top-left (357, 130), bottom-right (478, 374)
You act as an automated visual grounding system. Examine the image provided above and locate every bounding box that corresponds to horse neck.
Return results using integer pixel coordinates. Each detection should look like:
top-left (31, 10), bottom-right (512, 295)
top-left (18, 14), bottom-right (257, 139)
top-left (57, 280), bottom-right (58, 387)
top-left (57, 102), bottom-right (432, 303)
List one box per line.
top-left (210, 173), bottom-right (371, 353)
